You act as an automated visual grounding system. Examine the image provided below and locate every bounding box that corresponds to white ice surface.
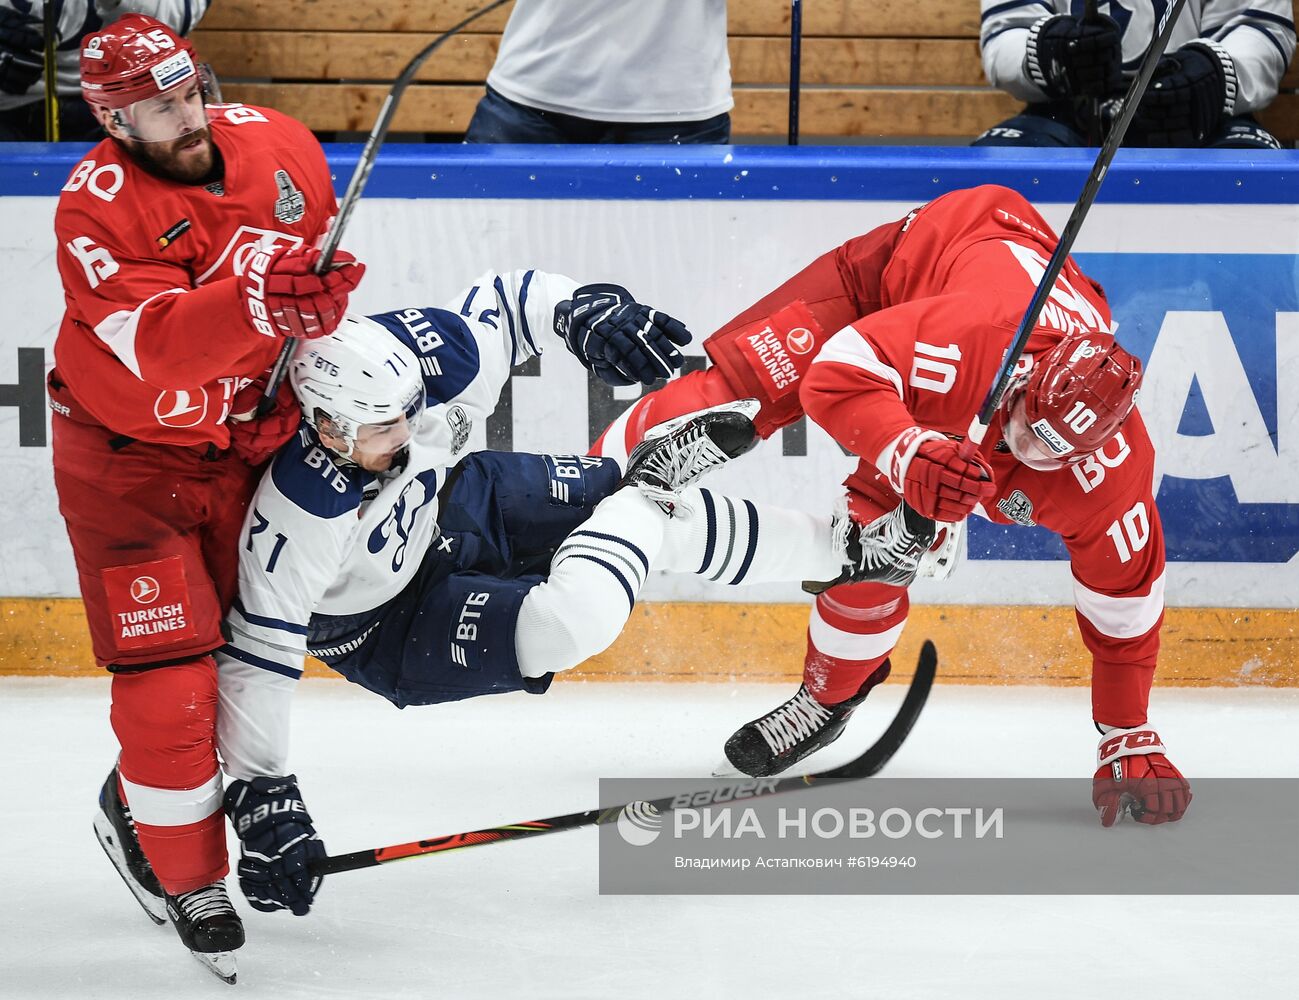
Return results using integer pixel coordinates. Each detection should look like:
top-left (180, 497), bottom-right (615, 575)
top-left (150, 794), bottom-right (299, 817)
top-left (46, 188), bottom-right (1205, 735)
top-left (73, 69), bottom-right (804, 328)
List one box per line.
top-left (1, 677), bottom-right (1296, 1000)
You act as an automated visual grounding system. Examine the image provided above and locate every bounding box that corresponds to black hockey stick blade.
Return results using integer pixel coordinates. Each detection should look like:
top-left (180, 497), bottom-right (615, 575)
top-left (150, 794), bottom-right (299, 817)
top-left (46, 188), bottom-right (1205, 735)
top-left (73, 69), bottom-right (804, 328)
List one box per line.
top-left (811, 637), bottom-right (936, 781)
top-left (313, 640), bottom-right (938, 876)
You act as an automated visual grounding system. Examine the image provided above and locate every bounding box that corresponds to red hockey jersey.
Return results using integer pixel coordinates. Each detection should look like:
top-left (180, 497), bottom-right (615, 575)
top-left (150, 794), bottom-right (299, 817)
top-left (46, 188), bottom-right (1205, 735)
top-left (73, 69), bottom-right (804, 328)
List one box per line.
top-left (804, 185), bottom-right (1164, 726)
top-left (53, 104), bottom-right (338, 447)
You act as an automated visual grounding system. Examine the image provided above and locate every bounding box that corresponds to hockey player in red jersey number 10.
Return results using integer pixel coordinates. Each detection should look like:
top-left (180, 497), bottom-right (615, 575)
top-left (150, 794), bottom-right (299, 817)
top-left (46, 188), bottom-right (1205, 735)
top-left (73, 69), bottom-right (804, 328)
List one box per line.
top-left (48, 13), bottom-right (364, 982)
top-left (591, 184), bottom-right (1191, 828)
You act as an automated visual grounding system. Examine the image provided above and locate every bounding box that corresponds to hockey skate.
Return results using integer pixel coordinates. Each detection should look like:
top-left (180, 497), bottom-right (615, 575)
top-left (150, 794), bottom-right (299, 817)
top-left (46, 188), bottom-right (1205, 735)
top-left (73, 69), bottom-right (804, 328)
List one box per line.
top-left (804, 501), bottom-right (957, 593)
top-left (620, 398), bottom-right (761, 511)
top-left (722, 660), bottom-right (892, 777)
top-left (93, 767), bottom-right (166, 924)
top-left (166, 880), bottom-right (245, 985)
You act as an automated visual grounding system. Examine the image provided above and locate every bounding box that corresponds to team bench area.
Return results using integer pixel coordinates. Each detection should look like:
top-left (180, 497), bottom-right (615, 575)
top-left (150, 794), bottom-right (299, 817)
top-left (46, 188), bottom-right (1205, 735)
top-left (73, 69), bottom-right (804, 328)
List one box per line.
top-left (194, 0), bottom-right (1299, 143)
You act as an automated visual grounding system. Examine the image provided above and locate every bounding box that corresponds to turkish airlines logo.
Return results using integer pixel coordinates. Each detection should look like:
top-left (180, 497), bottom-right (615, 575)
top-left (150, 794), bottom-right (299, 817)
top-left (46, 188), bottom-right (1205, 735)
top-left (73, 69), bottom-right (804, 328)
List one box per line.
top-left (130, 576), bottom-right (160, 605)
top-left (154, 388), bottom-right (209, 428)
top-left (195, 226), bottom-right (303, 285)
top-left (785, 326), bottom-right (815, 355)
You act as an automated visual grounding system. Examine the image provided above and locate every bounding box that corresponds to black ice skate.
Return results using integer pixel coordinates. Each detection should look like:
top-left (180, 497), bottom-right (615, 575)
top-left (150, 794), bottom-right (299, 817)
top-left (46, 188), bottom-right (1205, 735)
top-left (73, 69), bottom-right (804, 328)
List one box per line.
top-left (621, 398), bottom-right (761, 511)
top-left (93, 767), bottom-right (166, 924)
top-left (804, 501), bottom-right (941, 593)
top-left (723, 660), bottom-right (892, 777)
top-left (166, 880), bottom-right (245, 985)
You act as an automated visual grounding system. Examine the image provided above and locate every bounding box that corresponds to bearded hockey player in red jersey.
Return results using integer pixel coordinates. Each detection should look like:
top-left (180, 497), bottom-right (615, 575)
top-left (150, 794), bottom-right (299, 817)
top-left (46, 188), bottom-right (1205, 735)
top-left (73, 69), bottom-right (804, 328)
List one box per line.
top-left (49, 14), bottom-right (363, 982)
top-left (593, 184), bottom-right (1190, 828)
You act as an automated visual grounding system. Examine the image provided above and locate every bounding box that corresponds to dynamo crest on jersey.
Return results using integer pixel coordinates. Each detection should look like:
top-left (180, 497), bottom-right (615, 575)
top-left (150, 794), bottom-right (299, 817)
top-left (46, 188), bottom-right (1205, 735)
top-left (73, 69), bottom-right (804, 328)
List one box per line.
top-left (273, 170), bottom-right (306, 225)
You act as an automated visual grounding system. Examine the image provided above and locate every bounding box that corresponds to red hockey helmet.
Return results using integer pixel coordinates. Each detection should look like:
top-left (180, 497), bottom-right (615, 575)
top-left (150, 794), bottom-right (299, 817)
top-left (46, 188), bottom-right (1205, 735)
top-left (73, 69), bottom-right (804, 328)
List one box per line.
top-left (1004, 334), bottom-right (1142, 470)
top-left (79, 15), bottom-right (216, 141)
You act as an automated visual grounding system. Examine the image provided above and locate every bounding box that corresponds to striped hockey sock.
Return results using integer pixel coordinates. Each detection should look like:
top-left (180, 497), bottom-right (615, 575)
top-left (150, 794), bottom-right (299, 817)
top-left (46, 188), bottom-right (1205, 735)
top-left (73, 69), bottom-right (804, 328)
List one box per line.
top-left (657, 488), bottom-right (842, 585)
top-left (515, 489), bottom-right (665, 678)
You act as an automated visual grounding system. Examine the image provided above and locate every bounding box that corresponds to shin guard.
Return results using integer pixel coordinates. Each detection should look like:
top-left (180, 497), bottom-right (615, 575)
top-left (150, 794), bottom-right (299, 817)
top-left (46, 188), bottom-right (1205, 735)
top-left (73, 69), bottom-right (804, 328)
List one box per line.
top-left (804, 582), bottom-right (909, 705)
top-left (110, 658), bottom-right (227, 894)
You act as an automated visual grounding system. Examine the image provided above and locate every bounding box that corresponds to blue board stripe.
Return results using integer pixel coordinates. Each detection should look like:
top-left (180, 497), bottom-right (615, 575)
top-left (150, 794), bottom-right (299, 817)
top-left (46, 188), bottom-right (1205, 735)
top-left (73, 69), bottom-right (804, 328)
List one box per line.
top-left (4, 144), bottom-right (1299, 204)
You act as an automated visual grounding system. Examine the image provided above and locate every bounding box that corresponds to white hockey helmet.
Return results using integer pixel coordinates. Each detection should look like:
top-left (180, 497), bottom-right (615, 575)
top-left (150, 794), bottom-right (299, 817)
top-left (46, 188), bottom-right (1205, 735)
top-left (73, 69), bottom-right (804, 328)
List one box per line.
top-left (290, 313), bottom-right (426, 460)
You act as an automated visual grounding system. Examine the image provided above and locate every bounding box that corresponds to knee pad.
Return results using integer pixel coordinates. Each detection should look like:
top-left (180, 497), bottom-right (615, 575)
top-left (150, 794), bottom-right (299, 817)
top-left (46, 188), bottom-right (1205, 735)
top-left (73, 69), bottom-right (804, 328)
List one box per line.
top-left (111, 657), bottom-right (219, 771)
top-left (703, 300), bottom-right (826, 438)
top-left (515, 570), bottom-right (627, 677)
top-left (110, 657), bottom-right (224, 839)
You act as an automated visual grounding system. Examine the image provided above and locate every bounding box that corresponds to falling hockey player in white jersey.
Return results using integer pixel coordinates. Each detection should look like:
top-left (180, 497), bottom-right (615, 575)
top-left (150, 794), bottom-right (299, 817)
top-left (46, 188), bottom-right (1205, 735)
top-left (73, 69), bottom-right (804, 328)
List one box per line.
top-left (96, 269), bottom-right (935, 955)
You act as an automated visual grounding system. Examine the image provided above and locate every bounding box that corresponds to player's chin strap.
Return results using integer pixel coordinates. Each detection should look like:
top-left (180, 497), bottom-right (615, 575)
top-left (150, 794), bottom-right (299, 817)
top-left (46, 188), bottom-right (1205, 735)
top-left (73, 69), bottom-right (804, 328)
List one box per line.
top-left (958, 0), bottom-right (1189, 462)
top-left (256, 0), bottom-right (514, 418)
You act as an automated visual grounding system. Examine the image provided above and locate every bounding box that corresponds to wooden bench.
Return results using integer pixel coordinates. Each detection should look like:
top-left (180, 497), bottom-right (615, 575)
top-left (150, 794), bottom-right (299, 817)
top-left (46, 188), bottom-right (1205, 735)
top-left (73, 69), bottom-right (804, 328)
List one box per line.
top-left (195, 0), bottom-right (1299, 143)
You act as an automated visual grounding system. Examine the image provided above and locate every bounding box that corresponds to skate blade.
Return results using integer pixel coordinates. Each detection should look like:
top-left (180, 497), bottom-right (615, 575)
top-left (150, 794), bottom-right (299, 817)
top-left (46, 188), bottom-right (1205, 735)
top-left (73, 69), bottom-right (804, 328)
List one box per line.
top-left (191, 949), bottom-right (238, 985)
top-left (711, 758), bottom-right (746, 778)
top-left (92, 813), bottom-right (166, 925)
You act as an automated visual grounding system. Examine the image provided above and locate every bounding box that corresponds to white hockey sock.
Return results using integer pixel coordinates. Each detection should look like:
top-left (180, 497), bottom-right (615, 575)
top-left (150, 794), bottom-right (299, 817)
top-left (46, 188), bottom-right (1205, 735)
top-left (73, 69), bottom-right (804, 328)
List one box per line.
top-left (656, 487), bottom-right (842, 585)
top-left (515, 488), bottom-right (666, 679)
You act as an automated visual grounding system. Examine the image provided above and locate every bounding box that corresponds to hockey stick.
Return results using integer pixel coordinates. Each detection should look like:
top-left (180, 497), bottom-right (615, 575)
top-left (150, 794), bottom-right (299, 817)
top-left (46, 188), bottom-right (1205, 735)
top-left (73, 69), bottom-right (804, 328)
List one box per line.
top-left (788, 0), bottom-right (802, 145)
top-left (1080, 0), bottom-right (1103, 146)
top-left (960, 0), bottom-right (1188, 455)
top-left (42, 0), bottom-right (59, 141)
top-left (256, 0), bottom-right (513, 416)
top-left (312, 640), bottom-right (938, 876)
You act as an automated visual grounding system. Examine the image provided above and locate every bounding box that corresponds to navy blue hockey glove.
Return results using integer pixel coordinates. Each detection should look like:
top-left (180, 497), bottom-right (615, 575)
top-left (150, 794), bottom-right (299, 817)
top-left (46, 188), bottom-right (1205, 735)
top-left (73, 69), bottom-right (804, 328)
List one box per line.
top-left (1024, 12), bottom-right (1122, 100)
top-left (0, 9), bottom-right (45, 96)
top-left (224, 775), bottom-right (326, 916)
top-left (555, 283), bottom-right (692, 386)
top-left (1112, 42), bottom-right (1236, 147)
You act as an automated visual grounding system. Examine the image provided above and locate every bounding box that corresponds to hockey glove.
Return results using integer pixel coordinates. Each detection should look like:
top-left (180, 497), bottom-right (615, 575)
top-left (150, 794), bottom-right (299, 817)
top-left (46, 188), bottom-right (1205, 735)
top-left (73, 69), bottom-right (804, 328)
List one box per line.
top-left (555, 283), bottom-right (693, 386)
top-left (1024, 12), bottom-right (1122, 100)
top-left (238, 245), bottom-right (365, 341)
top-left (1092, 725), bottom-right (1192, 827)
top-left (886, 428), bottom-right (995, 523)
top-left (1117, 41), bottom-right (1236, 147)
top-left (226, 372), bottom-right (302, 467)
top-left (224, 775), bottom-right (326, 916)
top-left (0, 9), bottom-right (44, 95)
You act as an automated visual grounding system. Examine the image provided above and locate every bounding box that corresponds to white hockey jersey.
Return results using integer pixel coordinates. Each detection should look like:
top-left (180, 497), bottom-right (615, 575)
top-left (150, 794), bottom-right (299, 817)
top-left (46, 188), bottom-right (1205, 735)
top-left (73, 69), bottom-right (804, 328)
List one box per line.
top-left (485, 0), bottom-right (733, 122)
top-left (216, 269), bottom-right (579, 779)
top-left (979, 0), bottom-right (1296, 113)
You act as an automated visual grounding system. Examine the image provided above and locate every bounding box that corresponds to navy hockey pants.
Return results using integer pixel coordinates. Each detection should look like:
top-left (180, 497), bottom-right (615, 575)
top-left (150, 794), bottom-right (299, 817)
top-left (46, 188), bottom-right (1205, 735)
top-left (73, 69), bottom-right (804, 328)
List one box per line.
top-left (308, 452), bottom-right (621, 708)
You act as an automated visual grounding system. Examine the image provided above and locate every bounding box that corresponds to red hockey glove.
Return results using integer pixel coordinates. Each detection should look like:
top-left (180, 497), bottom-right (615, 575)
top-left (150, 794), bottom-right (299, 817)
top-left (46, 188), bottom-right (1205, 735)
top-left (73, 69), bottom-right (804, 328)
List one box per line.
top-left (1092, 725), bottom-right (1192, 827)
top-left (227, 374), bottom-right (301, 467)
top-left (894, 432), bottom-right (995, 523)
top-left (239, 245), bottom-right (365, 341)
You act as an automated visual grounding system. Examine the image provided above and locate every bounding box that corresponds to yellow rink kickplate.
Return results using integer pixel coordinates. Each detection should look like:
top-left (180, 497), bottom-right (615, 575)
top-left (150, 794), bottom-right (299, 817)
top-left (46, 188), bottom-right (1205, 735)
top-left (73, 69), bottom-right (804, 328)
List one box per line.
top-left (1, 599), bottom-right (1295, 686)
